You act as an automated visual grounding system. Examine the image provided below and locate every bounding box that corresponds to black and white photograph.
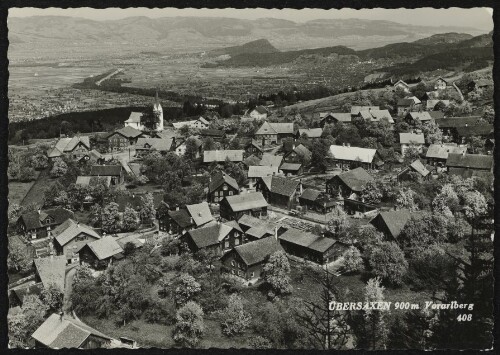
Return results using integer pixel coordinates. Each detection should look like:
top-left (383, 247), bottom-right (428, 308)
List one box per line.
top-left (4, 4), bottom-right (495, 350)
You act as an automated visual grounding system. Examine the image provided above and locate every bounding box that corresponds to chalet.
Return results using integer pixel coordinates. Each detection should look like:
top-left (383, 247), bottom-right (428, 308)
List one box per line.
top-left (47, 136), bottom-right (91, 161)
top-left (90, 165), bottom-right (125, 185)
top-left (254, 122), bottom-right (295, 146)
top-left (33, 255), bottom-right (67, 292)
top-left (245, 105), bottom-right (268, 121)
top-left (405, 111), bottom-right (433, 125)
top-left (426, 99), bottom-right (450, 111)
top-left (370, 209), bottom-right (414, 242)
top-left (279, 162), bottom-right (303, 176)
top-left (247, 165), bottom-right (279, 186)
top-left (356, 109), bottom-right (394, 124)
top-left (256, 175), bottom-right (300, 210)
top-left (446, 153), bottom-right (493, 177)
top-left (434, 77), bottom-right (448, 90)
top-left (426, 143), bottom-right (467, 166)
top-left (175, 136), bottom-right (203, 158)
top-left (172, 117), bottom-right (210, 130)
top-left (106, 126), bottom-right (143, 152)
top-left (78, 236), bottom-right (124, 270)
top-left (298, 188), bottom-right (336, 214)
top-left (203, 150), bottom-right (244, 164)
top-left (454, 123), bottom-right (493, 144)
top-left (397, 160), bottom-right (431, 182)
top-left (279, 227), bottom-right (348, 265)
top-left (283, 144), bottom-right (311, 164)
top-left (134, 137), bottom-right (174, 157)
top-left (350, 106), bottom-right (379, 116)
top-left (259, 153), bottom-right (283, 167)
top-left (397, 96), bottom-right (421, 116)
top-left (298, 128), bottom-right (323, 139)
top-left (319, 112), bottom-right (352, 127)
top-left (52, 219), bottom-right (101, 264)
top-left (328, 144), bottom-right (380, 170)
top-left (219, 192), bottom-right (268, 221)
top-left (399, 132), bottom-right (425, 155)
top-left (32, 313), bottom-right (112, 349)
top-left (434, 116), bottom-right (483, 131)
top-left (181, 220), bottom-right (244, 254)
top-left (124, 112), bottom-right (144, 131)
top-left (244, 140), bottom-right (264, 157)
top-left (237, 214), bottom-right (283, 241)
top-left (200, 129), bottom-right (226, 142)
top-left (393, 80), bottom-right (410, 93)
top-left (221, 237), bottom-right (282, 281)
top-left (208, 172), bottom-right (239, 203)
top-left (326, 167), bottom-right (373, 198)
top-left (17, 208), bottom-right (74, 240)
top-left (159, 202), bottom-right (214, 235)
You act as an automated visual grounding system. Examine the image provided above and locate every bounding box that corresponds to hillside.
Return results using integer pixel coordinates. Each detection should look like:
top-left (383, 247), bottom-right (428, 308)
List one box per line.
top-left (412, 32), bottom-right (473, 45)
top-left (208, 39), bottom-right (279, 56)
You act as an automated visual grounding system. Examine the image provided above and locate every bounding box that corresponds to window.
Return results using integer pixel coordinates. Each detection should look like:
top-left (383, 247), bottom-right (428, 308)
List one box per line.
top-left (229, 191), bottom-right (233, 196)
top-left (250, 272), bottom-right (255, 278)
top-left (231, 260), bottom-right (235, 267)
top-left (223, 185), bottom-right (228, 191)
top-left (235, 238), bottom-right (240, 246)
top-left (225, 241), bottom-right (230, 249)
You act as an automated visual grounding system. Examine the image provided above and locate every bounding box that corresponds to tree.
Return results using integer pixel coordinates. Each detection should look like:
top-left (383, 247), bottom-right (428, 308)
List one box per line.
top-left (101, 202), bottom-right (121, 233)
top-left (466, 136), bottom-right (484, 154)
top-left (122, 205), bottom-right (139, 231)
top-left (141, 105), bottom-right (161, 131)
top-left (360, 180), bottom-right (383, 204)
top-left (218, 294), bottom-right (252, 336)
top-left (8, 294), bottom-right (49, 348)
top-left (403, 145), bottom-right (421, 165)
top-left (140, 193), bottom-right (156, 225)
top-left (417, 120), bottom-right (442, 144)
top-left (173, 301), bottom-right (205, 347)
top-left (203, 137), bottom-right (216, 151)
top-left (31, 153), bottom-right (49, 170)
top-left (50, 159), bottom-right (68, 178)
top-left (175, 273), bottom-right (202, 306)
top-left (368, 241), bottom-right (408, 286)
top-left (249, 336), bottom-right (273, 349)
top-left (310, 139), bottom-right (331, 172)
top-left (184, 137), bottom-right (200, 161)
top-left (395, 187), bottom-right (419, 211)
top-left (399, 212), bottom-right (449, 251)
top-left (327, 207), bottom-right (351, 242)
top-left (89, 203), bottom-right (102, 227)
top-left (432, 184), bottom-right (460, 217)
top-left (8, 242), bottom-right (31, 274)
top-left (40, 284), bottom-right (64, 313)
top-left (262, 251), bottom-right (292, 298)
top-left (341, 246), bottom-right (364, 273)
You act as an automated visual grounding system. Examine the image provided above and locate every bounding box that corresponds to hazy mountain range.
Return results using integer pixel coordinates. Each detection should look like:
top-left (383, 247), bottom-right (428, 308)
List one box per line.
top-left (8, 15), bottom-right (489, 51)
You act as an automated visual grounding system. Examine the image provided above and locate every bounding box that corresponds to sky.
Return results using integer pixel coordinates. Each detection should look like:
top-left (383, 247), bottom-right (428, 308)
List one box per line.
top-left (9, 7), bottom-right (493, 31)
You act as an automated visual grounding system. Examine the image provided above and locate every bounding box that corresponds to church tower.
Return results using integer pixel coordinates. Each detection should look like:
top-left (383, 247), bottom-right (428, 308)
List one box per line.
top-left (153, 90), bottom-right (164, 131)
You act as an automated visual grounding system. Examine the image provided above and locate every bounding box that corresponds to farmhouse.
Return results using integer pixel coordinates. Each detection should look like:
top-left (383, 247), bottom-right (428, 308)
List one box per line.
top-left (106, 126), bottom-right (143, 152)
top-left (256, 175), bottom-right (301, 210)
top-left (247, 165), bottom-right (279, 186)
top-left (52, 219), bottom-right (101, 264)
top-left (399, 132), bottom-right (425, 155)
top-left (405, 111), bottom-right (433, 125)
top-left (397, 96), bottom-right (421, 116)
top-left (283, 144), bottom-right (311, 164)
top-left (172, 116), bottom-right (210, 130)
top-left (446, 153), bottom-right (493, 176)
top-left (454, 123), bottom-right (493, 143)
top-left (328, 144), bottom-right (380, 170)
top-left (237, 214), bottom-right (283, 241)
top-left (397, 160), bottom-right (431, 182)
top-left (47, 136), bottom-right (91, 161)
top-left (370, 209), bottom-right (414, 243)
top-left (159, 202), bottom-right (214, 235)
top-left (203, 150), bottom-right (244, 164)
top-left (319, 112), bottom-right (352, 126)
top-left (259, 153), bottom-right (283, 167)
top-left (298, 188), bottom-right (337, 214)
top-left (219, 192), bottom-right (268, 221)
top-left (175, 136), bottom-right (203, 158)
top-left (254, 122), bottom-right (295, 146)
top-left (245, 105), bottom-right (268, 120)
top-left (393, 80), bottom-right (410, 93)
top-left (134, 137), bottom-right (174, 156)
top-left (200, 129), bottom-right (226, 142)
top-left (425, 143), bottom-right (467, 166)
top-left (90, 165), bottom-right (125, 185)
top-left (298, 128), bottom-right (323, 139)
top-left (9, 283), bottom-right (43, 308)
top-left (78, 236), bottom-right (124, 270)
top-left (434, 77), bottom-right (448, 90)
top-left (326, 167), bottom-right (373, 198)
top-left (244, 140), bottom-right (264, 157)
top-left (279, 162), bottom-right (303, 176)
top-left (124, 112), bottom-right (144, 131)
top-left (356, 109), bottom-right (394, 124)
top-left (17, 208), bottom-right (74, 240)
top-left (181, 220), bottom-right (244, 254)
top-left (208, 172), bottom-right (239, 203)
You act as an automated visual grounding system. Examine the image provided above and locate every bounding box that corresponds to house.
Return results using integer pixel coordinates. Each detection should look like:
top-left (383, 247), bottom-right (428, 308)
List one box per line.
top-left (397, 96), bottom-right (421, 116)
top-left (17, 208), bottom-right (74, 240)
top-left (399, 132), bottom-right (425, 155)
top-left (393, 80), bottom-right (410, 93)
top-left (328, 144), bottom-right (380, 170)
top-left (246, 105), bottom-right (268, 121)
top-left (237, 214), bottom-right (283, 241)
top-left (78, 236), bottom-right (124, 270)
top-left (106, 126), bottom-right (144, 152)
top-left (283, 144), bottom-right (311, 164)
top-left (326, 167), bottom-right (373, 198)
top-left (279, 227), bottom-right (348, 265)
top-left (219, 192), bottom-right (268, 221)
top-left (9, 282), bottom-right (43, 308)
top-left (259, 153), bottom-right (283, 167)
top-left (298, 128), bottom-right (323, 139)
top-left (32, 313), bottom-right (112, 349)
top-left (454, 123), bottom-right (493, 144)
top-left (244, 140), bottom-right (264, 157)
top-left (350, 106), bottom-right (379, 116)
top-left (370, 209), bottom-right (414, 242)
top-left (356, 109), bottom-right (394, 124)
top-left (254, 122), bottom-right (295, 146)
top-left (434, 116), bottom-right (484, 141)
top-left (343, 198), bottom-right (378, 215)
top-left (200, 129), bottom-right (226, 142)
top-left (446, 153), bottom-right (493, 176)
top-left (134, 137), bottom-right (174, 157)
top-left (426, 99), bottom-right (450, 111)
top-left (33, 255), bottom-right (66, 292)
top-left (52, 219), bottom-right (101, 264)
top-left (175, 136), bottom-right (203, 158)
top-left (397, 160), bottom-right (431, 182)
top-left (279, 162), bottom-right (303, 176)
top-left (426, 143), bottom-right (467, 166)
top-left (75, 175), bottom-right (111, 188)
top-left (247, 165), bottom-right (279, 186)
top-left (203, 150), bottom-right (244, 164)
top-left (319, 112), bottom-right (352, 126)
top-left (84, 149), bottom-right (106, 165)
top-left (172, 117), bottom-right (210, 130)
top-left (256, 175), bottom-right (300, 210)
top-left (90, 165), bottom-right (125, 185)
top-left (298, 188), bottom-right (336, 214)
top-left (159, 202), bottom-right (214, 235)
top-left (47, 136), bottom-right (91, 161)
top-left (181, 220), bottom-right (244, 254)
top-left (467, 79), bottom-right (493, 92)
top-left (434, 77), bottom-right (448, 90)
top-left (243, 154), bottom-right (261, 168)
top-left (208, 172), bottom-right (239, 203)
top-left (405, 111), bottom-right (433, 125)
top-left (220, 237), bottom-right (282, 281)
top-left (428, 111), bottom-right (445, 120)
top-left (124, 112), bottom-right (144, 130)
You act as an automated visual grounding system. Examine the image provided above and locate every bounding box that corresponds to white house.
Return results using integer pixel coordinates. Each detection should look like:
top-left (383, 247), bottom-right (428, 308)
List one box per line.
top-left (246, 106), bottom-right (268, 121)
top-left (399, 132), bottom-right (425, 155)
top-left (434, 77), bottom-right (448, 90)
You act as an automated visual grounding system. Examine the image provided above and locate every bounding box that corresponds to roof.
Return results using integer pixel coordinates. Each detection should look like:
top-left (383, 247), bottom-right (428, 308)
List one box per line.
top-left (399, 133), bottom-right (425, 144)
top-left (47, 146), bottom-right (64, 158)
top-left (428, 111), bottom-right (445, 120)
top-left (267, 176), bottom-right (300, 196)
top-left (168, 209), bottom-right (194, 228)
top-left (279, 162), bottom-right (302, 171)
top-left (238, 214), bottom-right (269, 229)
top-left (370, 209), bottom-right (413, 239)
top-left (446, 153), bottom-right (493, 170)
top-left (90, 165), bottom-right (123, 177)
top-left (135, 138), bottom-right (174, 151)
top-left (407, 111), bottom-right (433, 122)
top-left (279, 228), bottom-right (336, 253)
top-left (394, 80), bottom-right (409, 88)
top-left (85, 236), bottom-right (124, 260)
top-left (52, 219), bottom-right (100, 247)
top-left (255, 122), bottom-right (294, 135)
top-left (329, 145), bottom-right (377, 163)
top-left (332, 167), bottom-right (374, 192)
top-left (435, 116), bottom-right (483, 129)
top-left (113, 126), bottom-right (143, 139)
top-left (292, 144), bottom-right (312, 159)
top-left (455, 123), bottom-right (493, 137)
top-left (359, 109), bottom-right (394, 123)
top-left (203, 150), bottom-right (244, 163)
top-left (259, 153), bottom-right (283, 167)
top-left (426, 100), bottom-right (450, 110)
top-left (19, 208), bottom-right (74, 231)
top-left (12, 283), bottom-right (43, 304)
top-left (298, 128), bottom-right (323, 138)
top-left (223, 192), bottom-right (268, 212)
top-left (351, 106), bottom-right (379, 115)
top-left (397, 98), bottom-right (415, 106)
top-left (244, 155), bottom-right (264, 168)
top-left (32, 313), bottom-right (111, 349)
top-left (246, 140), bottom-right (263, 153)
top-left (409, 160), bottom-right (430, 177)
top-left (33, 255), bottom-right (66, 291)
top-left (436, 76), bottom-right (448, 83)
top-left (187, 222), bottom-right (240, 249)
top-left (186, 202), bottom-right (214, 227)
top-left (209, 172), bottom-right (239, 193)
top-left (252, 105), bottom-right (268, 115)
top-left (125, 112), bottom-right (142, 123)
top-left (231, 237), bottom-right (282, 266)
top-left (75, 176), bottom-right (111, 187)
top-left (300, 188), bottom-right (322, 202)
top-left (245, 224), bottom-right (274, 239)
top-left (426, 144), bottom-right (467, 160)
top-left (320, 112), bottom-right (352, 123)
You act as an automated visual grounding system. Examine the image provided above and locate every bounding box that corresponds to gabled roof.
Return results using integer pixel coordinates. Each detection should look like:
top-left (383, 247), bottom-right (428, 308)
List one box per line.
top-left (259, 153), bottom-right (283, 167)
top-left (52, 219), bottom-right (100, 247)
top-left (19, 208), bottom-right (74, 231)
top-left (359, 109), bottom-right (394, 123)
top-left (426, 100), bottom-right (450, 110)
top-left (332, 167), bottom-right (374, 192)
top-left (298, 128), bottom-right (323, 138)
top-left (65, 136), bottom-right (90, 151)
top-left (231, 237), bottom-right (282, 266)
top-left (255, 122), bottom-right (294, 135)
top-left (399, 132), bottom-right (425, 144)
top-left (90, 165), bottom-right (123, 177)
top-left (84, 236), bottom-right (124, 260)
top-left (50, 137), bottom-right (90, 155)
top-left (300, 188), bottom-right (322, 202)
top-left (435, 76), bottom-right (448, 83)
top-left (426, 144), bottom-right (467, 160)
top-left (455, 123), bottom-right (493, 137)
top-left (446, 153), bottom-right (493, 170)
top-left (320, 112), bottom-right (352, 123)
top-left (265, 176), bottom-right (300, 197)
top-left (245, 140), bottom-right (263, 153)
top-left (243, 155), bottom-right (263, 167)
top-left (135, 138), bottom-right (174, 151)
top-left (209, 172), bottom-right (239, 193)
top-left (407, 111), bottom-right (433, 122)
top-left (245, 224), bottom-right (274, 239)
top-left (125, 112), bottom-right (142, 123)
top-left (223, 192), bottom-right (268, 212)
top-left (435, 116), bottom-right (483, 129)
top-left (238, 214), bottom-right (268, 230)
top-left (291, 144), bottom-right (312, 159)
top-left (370, 209), bottom-right (413, 239)
top-left (112, 126), bottom-right (143, 139)
top-left (408, 160), bottom-right (430, 177)
top-left (33, 255), bottom-right (66, 292)
top-left (168, 209), bottom-right (194, 228)
top-left (279, 227), bottom-right (336, 253)
top-left (252, 105), bottom-right (268, 115)
top-left (186, 202), bottom-right (214, 227)
top-left (393, 80), bottom-right (409, 88)
top-left (329, 145), bottom-right (377, 163)
top-left (203, 150), bottom-right (244, 163)
top-left (351, 106), bottom-right (379, 115)
top-left (279, 162), bottom-right (302, 171)
top-left (12, 282), bottom-right (43, 304)
top-left (187, 221), bottom-right (241, 249)
top-left (47, 146), bottom-right (64, 158)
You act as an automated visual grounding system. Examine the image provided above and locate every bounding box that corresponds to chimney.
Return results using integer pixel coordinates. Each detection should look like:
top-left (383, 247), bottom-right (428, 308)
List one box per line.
top-left (274, 225), bottom-right (278, 241)
top-left (465, 123), bottom-right (468, 127)
top-left (59, 311), bottom-right (64, 320)
top-left (176, 205), bottom-right (180, 211)
top-left (462, 151), bottom-right (466, 156)
top-left (76, 221), bottom-right (80, 228)
top-left (37, 209), bottom-right (41, 215)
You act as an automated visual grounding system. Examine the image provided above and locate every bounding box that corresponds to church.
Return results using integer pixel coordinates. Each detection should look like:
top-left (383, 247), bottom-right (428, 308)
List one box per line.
top-left (124, 91), bottom-right (164, 131)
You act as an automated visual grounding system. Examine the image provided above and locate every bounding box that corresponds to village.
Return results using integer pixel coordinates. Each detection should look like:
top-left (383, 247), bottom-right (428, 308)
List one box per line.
top-left (7, 71), bottom-right (494, 350)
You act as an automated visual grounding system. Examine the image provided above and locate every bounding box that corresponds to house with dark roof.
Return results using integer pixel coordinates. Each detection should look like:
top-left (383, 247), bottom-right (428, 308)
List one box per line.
top-left (220, 192), bottom-right (268, 221)
top-left (259, 153), bottom-right (283, 167)
top-left (393, 80), bottom-right (410, 93)
top-left (397, 160), bottom-right (432, 182)
top-left (220, 237), bottom-right (282, 281)
top-left (200, 129), bottom-right (226, 142)
top-left (181, 220), bottom-right (244, 254)
top-left (426, 143), bottom-right (467, 166)
top-left (397, 96), bottom-right (421, 116)
top-left (33, 255), bottom-right (67, 292)
top-left (446, 153), bottom-right (493, 177)
top-left (399, 132), bottom-right (425, 155)
top-left (51, 219), bottom-right (101, 264)
top-left (256, 175), bottom-right (301, 210)
top-left (329, 144), bottom-right (381, 170)
top-left (244, 140), bottom-right (264, 157)
top-left (254, 122), bottom-right (295, 146)
top-left (326, 167), bottom-right (373, 198)
top-left (283, 143), bottom-right (311, 164)
top-left (356, 109), bottom-right (394, 124)
top-left (247, 165), bottom-right (279, 186)
top-left (208, 172), bottom-right (239, 203)
top-left (246, 105), bottom-right (268, 120)
top-left (434, 76), bottom-right (448, 90)
top-left (237, 214), bottom-right (284, 242)
top-left (298, 188), bottom-right (337, 214)
top-left (90, 165), bottom-right (124, 185)
top-left (17, 208), bottom-right (74, 240)
top-left (319, 112), bottom-right (352, 127)
top-left (47, 136), bottom-right (91, 161)
top-left (434, 116), bottom-right (484, 141)
top-left (279, 162), bottom-right (303, 176)
top-left (279, 227), bottom-right (348, 265)
top-left (32, 313), bottom-right (112, 349)
top-left (106, 126), bottom-right (144, 152)
top-left (454, 123), bottom-right (493, 144)
top-left (370, 209), bottom-right (414, 242)
top-left (404, 111), bottom-right (433, 125)
top-left (78, 236), bottom-right (124, 270)
top-left (159, 202), bottom-right (214, 235)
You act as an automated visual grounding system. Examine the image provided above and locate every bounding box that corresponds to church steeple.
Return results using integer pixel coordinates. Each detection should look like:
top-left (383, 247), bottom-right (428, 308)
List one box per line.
top-left (155, 89), bottom-right (159, 105)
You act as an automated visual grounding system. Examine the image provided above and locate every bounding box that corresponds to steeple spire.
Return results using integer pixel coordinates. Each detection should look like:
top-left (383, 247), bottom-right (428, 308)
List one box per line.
top-left (155, 89), bottom-right (159, 105)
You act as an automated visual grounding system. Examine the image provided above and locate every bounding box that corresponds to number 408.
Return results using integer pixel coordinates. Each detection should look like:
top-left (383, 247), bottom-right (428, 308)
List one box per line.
top-left (457, 314), bottom-right (472, 321)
